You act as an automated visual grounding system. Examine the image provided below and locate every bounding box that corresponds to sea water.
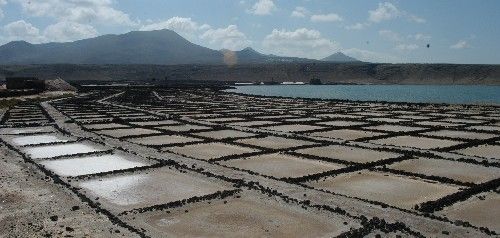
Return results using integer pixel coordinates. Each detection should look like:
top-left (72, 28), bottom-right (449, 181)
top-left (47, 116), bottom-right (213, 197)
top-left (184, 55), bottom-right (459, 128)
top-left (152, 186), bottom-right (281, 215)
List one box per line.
top-left (226, 85), bottom-right (500, 104)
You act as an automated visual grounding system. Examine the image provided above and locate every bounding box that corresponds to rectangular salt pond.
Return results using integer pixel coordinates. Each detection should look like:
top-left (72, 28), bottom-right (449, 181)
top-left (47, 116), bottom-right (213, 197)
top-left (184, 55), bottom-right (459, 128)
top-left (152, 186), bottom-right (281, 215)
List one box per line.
top-left (0, 126), bottom-right (55, 135)
top-left (23, 143), bottom-right (105, 159)
top-left (39, 154), bottom-right (149, 176)
top-left (438, 192), bottom-right (500, 232)
top-left (122, 192), bottom-right (357, 238)
top-left (307, 170), bottom-right (461, 210)
top-left (220, 153), bottom-right (344, 178)
top-left (168, 142), bottom-right (258, 161)
top-left (10, 134), bottom-right (72, 146)
top-left (78, 168), bottom-right (229, 212)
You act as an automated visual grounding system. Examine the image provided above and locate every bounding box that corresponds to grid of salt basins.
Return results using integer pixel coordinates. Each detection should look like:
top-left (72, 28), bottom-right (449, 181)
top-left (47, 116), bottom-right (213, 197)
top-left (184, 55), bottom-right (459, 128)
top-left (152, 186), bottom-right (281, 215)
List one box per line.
top-left (1, 100), bottom-right (374, 238)
top-left (3, 88), bottom-right (497, 237)
top-left (97, 88), bottom-right (500, 236)
top-left (45, 93), bottom-right (420, 237)
top-left (0, 103), bottom-right (154, 178)
top-left (1, 103), bottom-right (52, 125)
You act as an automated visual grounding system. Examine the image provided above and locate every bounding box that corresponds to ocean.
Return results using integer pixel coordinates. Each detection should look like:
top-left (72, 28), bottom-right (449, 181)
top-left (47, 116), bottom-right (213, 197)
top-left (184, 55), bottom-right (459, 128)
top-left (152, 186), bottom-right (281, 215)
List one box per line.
top-left (226, 85), bottom-right (500, 105)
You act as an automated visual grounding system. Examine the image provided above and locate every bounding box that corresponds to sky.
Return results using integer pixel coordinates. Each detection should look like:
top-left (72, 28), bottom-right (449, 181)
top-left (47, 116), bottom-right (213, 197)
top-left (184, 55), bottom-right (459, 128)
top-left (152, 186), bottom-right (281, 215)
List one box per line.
top-left (0, 0), bottom-right (499, 64)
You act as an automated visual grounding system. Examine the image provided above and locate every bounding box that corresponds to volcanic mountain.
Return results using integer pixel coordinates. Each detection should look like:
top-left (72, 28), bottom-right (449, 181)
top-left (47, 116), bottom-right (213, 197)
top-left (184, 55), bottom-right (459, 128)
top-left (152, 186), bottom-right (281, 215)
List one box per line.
top-left (321, 52), bottom-right (360, 63)
top-left (0, 29), bottom-right (316, 65)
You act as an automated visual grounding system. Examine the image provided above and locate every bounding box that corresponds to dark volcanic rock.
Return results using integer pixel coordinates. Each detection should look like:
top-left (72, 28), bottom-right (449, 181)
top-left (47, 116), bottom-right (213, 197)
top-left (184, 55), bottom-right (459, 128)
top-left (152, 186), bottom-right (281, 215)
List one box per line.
top-left (1, 63), bottom-right (499, 85)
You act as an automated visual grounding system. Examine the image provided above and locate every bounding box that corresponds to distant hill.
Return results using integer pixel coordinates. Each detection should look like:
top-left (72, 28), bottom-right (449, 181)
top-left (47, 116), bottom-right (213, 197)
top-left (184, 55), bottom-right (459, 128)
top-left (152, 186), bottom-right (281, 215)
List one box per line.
top-left (0, 29), bottom-right (315, 65)
top-left (220, 47), bottom-right (268, 64)
top-left (322, 52), bottom-right (360, 63)
top-left (220, 47), bottom-right (316, 64)
top-left (0, 30), bottom-right (224, 65)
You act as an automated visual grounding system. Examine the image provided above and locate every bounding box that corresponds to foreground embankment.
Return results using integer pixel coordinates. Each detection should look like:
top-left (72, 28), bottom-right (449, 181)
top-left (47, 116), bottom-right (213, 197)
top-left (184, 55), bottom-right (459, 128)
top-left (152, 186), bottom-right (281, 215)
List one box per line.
top-left (1, 63), bottom-right (500, 84)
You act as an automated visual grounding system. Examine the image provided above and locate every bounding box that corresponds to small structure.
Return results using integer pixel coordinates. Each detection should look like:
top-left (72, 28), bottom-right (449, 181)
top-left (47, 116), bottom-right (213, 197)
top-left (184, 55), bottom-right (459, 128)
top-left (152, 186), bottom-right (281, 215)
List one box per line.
top-left (6, 77), bottom-right (45, 90)
top-left (234, 82), bottom-right (255, 85)
top-left (310, 78), bottom-right (322, 85)
top-left (281, 81), bottom-right (305, 85)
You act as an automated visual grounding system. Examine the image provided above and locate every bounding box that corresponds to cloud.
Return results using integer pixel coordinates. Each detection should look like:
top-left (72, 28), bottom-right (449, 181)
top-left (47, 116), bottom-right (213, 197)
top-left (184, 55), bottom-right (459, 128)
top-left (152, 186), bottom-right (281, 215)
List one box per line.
top-left (2, 14), bottom-right (250, 52)
top-left (2, 20), bottom-right (45, 43)
top-left (140, 17), bottom-right (250, 51)
top-left (368, 2), bottom-right (425, 24)
top-left (2, 20), bottom-right (98, 44)
top-left (43, 21), bottom-right (98, 42)
top-left (262, 28), bottom-right (339, 59)
top-left (344, 48), bottom-right (400, 63)
top-left (379, 30), bottom-right (424, 51)
top-left (310, 13), bottom-right (343, 22)
top-left (0, 0), bottom-right (6, 19)
top-left (343, 2), bottom-right (425, 31)
top-left (408, 15), bottom-right (426, 23)
top-left (379, 29), bottom-right (402, 42)
top-left (345, 23), bottom-right (366, 30)
top-left (409, 33), bottom-right (431, 41)
top-left (140, 16), bottom-right (214, 44)
top-left (13, 0), bottom-right (136, 26)
top-left (200, 25), bottom-right (250, 50)
top-left (395, 43), bottom-right (419, 51)
top-left (140, 17), bottom-right (203, 34)
top-left (450, 40), bottom-right (470, 49)
top-left (291, 6), bottom-right (308, 18)
top-left (369, 2), bottom-right (400, 23)
top-left (248, 0), bottom-right (276, 15)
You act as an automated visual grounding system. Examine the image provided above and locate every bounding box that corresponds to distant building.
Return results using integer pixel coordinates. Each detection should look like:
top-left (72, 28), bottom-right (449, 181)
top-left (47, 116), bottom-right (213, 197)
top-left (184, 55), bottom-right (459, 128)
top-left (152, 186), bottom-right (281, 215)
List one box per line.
top-left (310, 78), bottom-right (322, 85)
top-left (6, 77), bottom-right (45, 90)
top-left (281, 82), bottom-right (305, 85)
top-left (234, 82), bottom-right (256, 85)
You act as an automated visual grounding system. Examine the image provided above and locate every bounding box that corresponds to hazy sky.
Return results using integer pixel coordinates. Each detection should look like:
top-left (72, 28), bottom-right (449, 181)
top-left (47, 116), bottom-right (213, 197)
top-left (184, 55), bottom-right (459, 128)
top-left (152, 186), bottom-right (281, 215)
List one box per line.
top-left (0, 0), bottom-right (498, 64)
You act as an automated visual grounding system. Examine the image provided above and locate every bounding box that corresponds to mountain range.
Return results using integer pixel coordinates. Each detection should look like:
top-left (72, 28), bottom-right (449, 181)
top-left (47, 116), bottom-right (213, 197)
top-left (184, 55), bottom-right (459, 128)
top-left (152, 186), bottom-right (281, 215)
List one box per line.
top-left (0, 29), bottom-right (359, 65)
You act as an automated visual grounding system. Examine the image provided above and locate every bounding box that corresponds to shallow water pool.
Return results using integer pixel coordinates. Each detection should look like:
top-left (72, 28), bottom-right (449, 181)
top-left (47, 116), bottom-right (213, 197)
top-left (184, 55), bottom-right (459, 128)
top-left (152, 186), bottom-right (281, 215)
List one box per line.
top-left (23, 143), bottom-right (104, 159)
top-left (11, 134), bottom-right (71, 146)
top-left (40, 154), bottom-right (147, 176)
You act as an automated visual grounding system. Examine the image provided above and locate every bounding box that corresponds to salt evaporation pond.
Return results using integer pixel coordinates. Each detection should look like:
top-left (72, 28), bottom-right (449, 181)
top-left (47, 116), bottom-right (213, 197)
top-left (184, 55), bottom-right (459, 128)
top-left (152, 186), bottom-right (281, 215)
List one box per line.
top-left (23, 143), bottom-right (104, 159)
top-left (80, 174), bottom-right (148, 206)
top-left (39, 154), bottom-right (148, 176)
top-left (0, 126), bottom-right (55, 135)
top-left (78, 169), bottom-right (228, 211)
top-left (11, 134), bottom-right (71, 146)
